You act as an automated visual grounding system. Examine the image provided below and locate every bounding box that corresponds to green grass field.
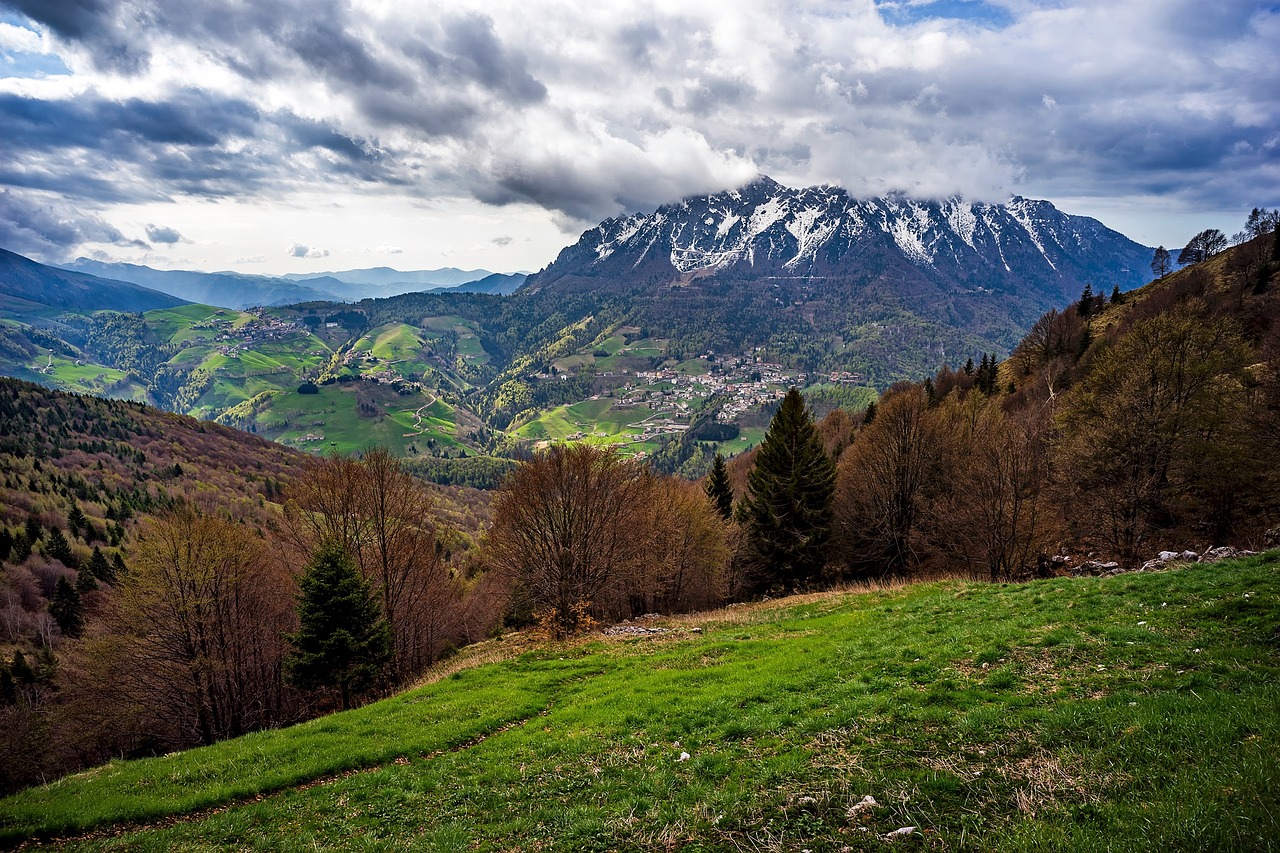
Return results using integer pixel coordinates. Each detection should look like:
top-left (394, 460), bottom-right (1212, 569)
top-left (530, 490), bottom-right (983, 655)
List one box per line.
top-left (515, 399), bottom-right (660, 447)
top-left (144, 305), bottom-right (248, 343)
top-left (3, 553), bottom-right (1277, 850)
top-left (249, 384), bottom-right (463, 456)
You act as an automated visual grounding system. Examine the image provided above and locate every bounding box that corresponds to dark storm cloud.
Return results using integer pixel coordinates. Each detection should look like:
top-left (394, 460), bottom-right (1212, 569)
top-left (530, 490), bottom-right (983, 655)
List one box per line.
top-left (0, 88), bottom-right (394, 204)
top-left (0, 189), bottom-right (145, 258)
top-left (144, 224), bottom-right (183, 244)
top-left (1, 0), bottom-right (1276, 243)
top-left (3, 0), bottom-right (146, 71)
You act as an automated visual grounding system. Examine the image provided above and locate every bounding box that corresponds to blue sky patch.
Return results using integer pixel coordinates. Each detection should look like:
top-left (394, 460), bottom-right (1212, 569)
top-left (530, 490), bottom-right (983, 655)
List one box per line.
top-left (0, 15), bottom-right (71, 79)
top-left (877, 0), bottom-right (1017, 29)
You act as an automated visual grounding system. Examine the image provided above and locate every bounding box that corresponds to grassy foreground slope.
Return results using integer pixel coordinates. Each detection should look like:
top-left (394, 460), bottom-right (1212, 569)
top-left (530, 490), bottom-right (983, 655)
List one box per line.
top-left (4, 554), bottom-right (1278, 851)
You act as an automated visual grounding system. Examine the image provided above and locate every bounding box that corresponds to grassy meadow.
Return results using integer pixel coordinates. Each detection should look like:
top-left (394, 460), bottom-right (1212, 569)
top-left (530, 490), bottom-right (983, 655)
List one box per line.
top-left (3, 553), bottom-right (1277, 851)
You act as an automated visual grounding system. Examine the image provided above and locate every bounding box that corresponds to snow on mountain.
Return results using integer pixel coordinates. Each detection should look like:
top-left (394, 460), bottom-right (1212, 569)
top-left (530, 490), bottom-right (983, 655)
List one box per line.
top-left (526, 176), bottom-right (1152, 303)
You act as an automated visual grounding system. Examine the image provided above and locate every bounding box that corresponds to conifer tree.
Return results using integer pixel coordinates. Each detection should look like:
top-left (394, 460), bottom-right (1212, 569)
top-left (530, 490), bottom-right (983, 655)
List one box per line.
top-left (862, 400), bottom-right (877, 426)
top-left (1078, 284), bottom-right (1095, 317)
top-left (0, 529), bottom-right (11, 562)
top-left (9, 650), bottom-right (34, 684)
top-left (88, 546), bottom-right (113, 583)
top-left (741, 388), bottom-right (836, 592)
top-left (67, 504), bottom-right (86, 538)
top-left (75, 565), bottom-right (98, 593)
top-left (10, 532), bottom-right (30, 563)
top-left (49, 577), bottom-right (83, 637)
top-left (705, 453), bottom-right (734, 520)
top-left (44, 528), bottom-right (77, 568)
top-left (286, 541), bottom-right (391, 710)
top-left (24, 516), bottom-right (41, 545)
top-left (1110, 285), bottom-right (1123, 304)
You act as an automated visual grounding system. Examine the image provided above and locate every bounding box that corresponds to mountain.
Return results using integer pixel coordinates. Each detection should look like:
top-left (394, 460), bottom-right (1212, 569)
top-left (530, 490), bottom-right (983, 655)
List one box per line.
top-left (518, 178), bottom-right (1153, 380)
top-left (527, 176), bottom-right (1151, 301)
top-left (62, 259), bottom-right (344, 310)
top-left (286, 266), bottom-right (496, 289)
top-left (0, 249), bottom-right (187, 316)
top-left (443, 272), bottom-right (527, 295)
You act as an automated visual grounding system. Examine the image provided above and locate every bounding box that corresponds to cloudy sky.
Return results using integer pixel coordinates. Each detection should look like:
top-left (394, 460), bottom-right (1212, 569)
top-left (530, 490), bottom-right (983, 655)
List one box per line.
top-left (1, 0), bottom-right (1276, 275)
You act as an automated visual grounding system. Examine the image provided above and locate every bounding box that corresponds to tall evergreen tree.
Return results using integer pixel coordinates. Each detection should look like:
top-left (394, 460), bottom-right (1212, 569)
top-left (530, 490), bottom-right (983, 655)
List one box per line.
top-left (1110, 285), bottom-right (1124, 304)
top-left (87, 546), bottom-right (113, 583)
top-left (286, 541), bottom-right (391, 710)
top-left (74, 565), bottom-right (98, 593)
top-left (49, 576), bottom-right (83, 638)
top-left (44, 528), bottom-right (77, 568)
top-left (1078, 284), bottom-right (1095, 317)
top-left (704, 452), bottom-right (734, 520)
top-left (67, 504), bottom-right (86, 538)
top-left (741, 388), bottom-right (836, 592)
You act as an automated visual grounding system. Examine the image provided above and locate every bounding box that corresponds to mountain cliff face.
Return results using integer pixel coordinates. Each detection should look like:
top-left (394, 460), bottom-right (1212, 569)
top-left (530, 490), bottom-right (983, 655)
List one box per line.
top-left (525, 177), bottom-right (1151, 303)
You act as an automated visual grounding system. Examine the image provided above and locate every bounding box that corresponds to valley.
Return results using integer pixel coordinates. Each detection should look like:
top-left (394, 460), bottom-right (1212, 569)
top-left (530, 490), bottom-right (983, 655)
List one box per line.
top-left (0, 182), bottom-right (1154, 475)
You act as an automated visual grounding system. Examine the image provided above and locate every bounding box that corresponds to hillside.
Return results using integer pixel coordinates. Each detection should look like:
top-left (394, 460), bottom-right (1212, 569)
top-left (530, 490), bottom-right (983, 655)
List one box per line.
top-left (2, 554), bottom-right (1276, 850)
top-left (0, 250), bottom-right (186, 317)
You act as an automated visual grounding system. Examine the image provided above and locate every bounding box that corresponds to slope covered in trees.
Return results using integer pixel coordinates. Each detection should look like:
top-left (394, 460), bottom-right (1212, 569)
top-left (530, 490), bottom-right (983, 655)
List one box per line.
top-left (0, 379), bottom-right (496, 793)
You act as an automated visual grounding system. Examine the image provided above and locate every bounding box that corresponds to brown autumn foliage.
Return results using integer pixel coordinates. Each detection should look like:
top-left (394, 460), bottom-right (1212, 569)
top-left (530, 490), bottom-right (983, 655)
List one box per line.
top-left (281, 448), bottom-right (475, 677)
top-left (833, 386), bottom-right (943, 578)
top-left (67, 508), bottom-right (301, 750)
top-left (484, 444), bottom-right (730, 637)
top-left (825, 231), bottom-right (1280, 580)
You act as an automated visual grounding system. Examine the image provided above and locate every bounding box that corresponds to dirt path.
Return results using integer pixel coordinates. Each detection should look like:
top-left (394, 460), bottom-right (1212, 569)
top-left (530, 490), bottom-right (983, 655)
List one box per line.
top-left (12, 704), bottom-right (553, 850)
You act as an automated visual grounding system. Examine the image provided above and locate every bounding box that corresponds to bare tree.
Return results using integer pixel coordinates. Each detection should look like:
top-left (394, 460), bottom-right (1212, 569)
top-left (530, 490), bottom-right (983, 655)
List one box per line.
top-left (833, 387), bottom-right (942, 578)
top-left (932, 397), bottom-right (1053, 580)
top-left (1055, 306), bottom-right (1249, 564)
top-left (485, 444), bottom-right (647, 636)
top-left (635, 477), bottom-right (729, 614)
top-left (75, 508), bottom-right (294, 748)
top-left (1151, 246), bottom-right (1172, 279)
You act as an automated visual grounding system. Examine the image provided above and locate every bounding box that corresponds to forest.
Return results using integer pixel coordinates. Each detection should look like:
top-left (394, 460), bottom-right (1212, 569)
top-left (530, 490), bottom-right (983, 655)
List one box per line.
top-left (0, 222), bottom-right (1277, 795)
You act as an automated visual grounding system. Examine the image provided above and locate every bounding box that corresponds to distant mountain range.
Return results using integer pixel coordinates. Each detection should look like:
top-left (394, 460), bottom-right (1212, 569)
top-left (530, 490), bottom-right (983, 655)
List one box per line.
top-left (60, 260), bottom-right (527, 310)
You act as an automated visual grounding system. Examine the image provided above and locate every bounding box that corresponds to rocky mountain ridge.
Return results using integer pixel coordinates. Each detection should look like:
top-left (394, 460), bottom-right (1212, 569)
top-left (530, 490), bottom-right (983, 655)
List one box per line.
top-left (526, 176), bottom-right (1152, 304)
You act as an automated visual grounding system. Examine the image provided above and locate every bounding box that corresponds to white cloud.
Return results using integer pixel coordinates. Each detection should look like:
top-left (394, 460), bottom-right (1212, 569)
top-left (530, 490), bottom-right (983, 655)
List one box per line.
top-left (0, 0), bottom-right (1275, 266)
top-left (288, 242), bottom-right (329, 258)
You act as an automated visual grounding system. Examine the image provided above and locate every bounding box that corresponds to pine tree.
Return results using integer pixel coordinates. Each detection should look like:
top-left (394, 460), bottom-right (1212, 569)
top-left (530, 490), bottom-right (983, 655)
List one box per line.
top-left (286, 541), bottom-right (391, 710)
top-left (0, 528), bottom-right (11, 562)
top-left (862, 400), bottom-right (877, 426)
top-left (741, 388), bottom-right (836, 592)
top-left (75, 565), bottom-right (98, 593)
top-left (1110, 285), bottom-right (1123, 304)
top-left (49, 577), bottom-right (83, 638)
top-left (9, 651), bottom-right (34, 684)
top-left (88, 546), bottom-right (113, 583)
top-left (67, 504), bottom-right (86, 538)
top-left (1078, 284), bottom-right (1095, 317)
top-left (44, 528), bottom-right (77, 568)
top-left (10, 532), bottom-right (31, 563)
top-left (704, 453), bottom-right (734, 520)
